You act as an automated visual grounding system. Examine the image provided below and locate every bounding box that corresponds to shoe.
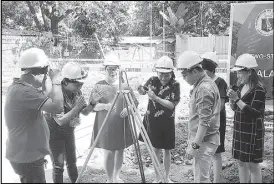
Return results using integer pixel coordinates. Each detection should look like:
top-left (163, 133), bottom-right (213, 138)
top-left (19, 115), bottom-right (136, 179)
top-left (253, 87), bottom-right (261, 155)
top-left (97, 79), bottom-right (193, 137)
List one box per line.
top-left (168, 178), bottom-right (174, 183)
top-left (115, 178), bottom-right (124, 183)
top-left (152, 179), bottom-right (161, 183)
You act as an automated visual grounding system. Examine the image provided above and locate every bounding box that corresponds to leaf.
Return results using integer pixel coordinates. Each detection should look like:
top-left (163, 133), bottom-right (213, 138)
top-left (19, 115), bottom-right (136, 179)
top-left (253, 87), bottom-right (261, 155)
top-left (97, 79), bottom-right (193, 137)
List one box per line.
top-left (167, 7), bottom-right (178, 27)
top-left (175, 3), bottom-right (186, 18)
top-left (159, 11), bottom-right (170, 22)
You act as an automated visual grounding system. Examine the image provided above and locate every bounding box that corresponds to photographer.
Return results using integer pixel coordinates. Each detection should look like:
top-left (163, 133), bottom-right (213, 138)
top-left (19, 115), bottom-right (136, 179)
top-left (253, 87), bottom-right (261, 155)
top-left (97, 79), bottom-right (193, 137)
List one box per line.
top-left (137, 56), bottom-right (180, 183)
top-left (44, 62), bottom-right (93, 183)
top-left (227, 54), bottom-right (266, 183)
top-left (4, 48), bottom-right (63, 183)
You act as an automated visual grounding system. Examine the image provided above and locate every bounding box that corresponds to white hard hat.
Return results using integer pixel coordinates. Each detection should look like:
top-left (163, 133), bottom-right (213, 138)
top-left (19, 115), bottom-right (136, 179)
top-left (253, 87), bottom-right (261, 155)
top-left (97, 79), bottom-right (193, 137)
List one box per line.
top-left (155, 56), bottom-right (174, 73)
top-left (201, 52), bottom-right (219, 66)
top-left (61, 62), bottom-right (88, 82)
top-left (18, 48), bottom-right (49, 68)
top-left (177, 51), bottom-right (203, 70)
top-left (103, 54), bottom-right (121, 66)
top-left (231, 53), bottom-right (258, 71)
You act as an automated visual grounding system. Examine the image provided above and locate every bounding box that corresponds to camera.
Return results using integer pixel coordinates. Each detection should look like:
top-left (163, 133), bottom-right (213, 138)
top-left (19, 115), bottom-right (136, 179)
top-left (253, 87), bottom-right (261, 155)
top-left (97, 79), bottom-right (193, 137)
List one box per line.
top-left (231, 84), bottom-right (239, 91)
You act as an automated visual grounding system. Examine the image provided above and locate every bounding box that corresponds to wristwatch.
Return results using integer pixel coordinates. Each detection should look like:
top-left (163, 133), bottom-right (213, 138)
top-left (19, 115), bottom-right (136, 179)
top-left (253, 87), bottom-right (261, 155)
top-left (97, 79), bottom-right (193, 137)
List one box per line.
top-left (191, 142), bottom-right (200, 150)
top-left (234, 98), bottom-right (240, 104)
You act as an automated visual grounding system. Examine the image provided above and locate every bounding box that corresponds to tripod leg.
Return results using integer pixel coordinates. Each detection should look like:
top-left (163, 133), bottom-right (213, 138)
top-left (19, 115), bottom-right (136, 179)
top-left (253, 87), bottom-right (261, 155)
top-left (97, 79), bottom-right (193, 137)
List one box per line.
top-left (76, 92), bottom-right (120, 183)
top-left (123, 93), bottom-right (146, 183)
top-left (124, 93), bottom-right (167, 183)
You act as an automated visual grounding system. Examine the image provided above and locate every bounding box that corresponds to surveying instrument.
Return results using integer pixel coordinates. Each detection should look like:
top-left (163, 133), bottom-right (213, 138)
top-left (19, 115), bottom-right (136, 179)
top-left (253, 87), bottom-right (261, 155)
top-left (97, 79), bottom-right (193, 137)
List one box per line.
top-left (76, 69), bottom-right (168, 183)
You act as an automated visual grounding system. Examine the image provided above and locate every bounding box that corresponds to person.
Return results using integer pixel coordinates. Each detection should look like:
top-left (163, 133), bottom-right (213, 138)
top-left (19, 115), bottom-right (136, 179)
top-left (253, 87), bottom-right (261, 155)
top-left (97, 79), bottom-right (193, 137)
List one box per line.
top-left (137, 56), bottom-right (180, 183)
top-left (177, 51), bottom-right (221, 183)
top-left (44, 62), bottom-right (94, 183)
top-left (88, 55), bottom-right (138, 183)
top-left (227, 53), bottom-right (266, 183)
top-left (4, 48), bottom-right (64, 183)
top-left (201, 52), bottom-right (228, 183)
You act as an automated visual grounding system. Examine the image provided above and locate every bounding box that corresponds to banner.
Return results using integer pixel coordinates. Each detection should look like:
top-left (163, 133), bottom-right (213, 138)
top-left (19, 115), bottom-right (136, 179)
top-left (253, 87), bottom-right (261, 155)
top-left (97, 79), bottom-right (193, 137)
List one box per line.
top-left (229, 2), bottom-right (273, 99)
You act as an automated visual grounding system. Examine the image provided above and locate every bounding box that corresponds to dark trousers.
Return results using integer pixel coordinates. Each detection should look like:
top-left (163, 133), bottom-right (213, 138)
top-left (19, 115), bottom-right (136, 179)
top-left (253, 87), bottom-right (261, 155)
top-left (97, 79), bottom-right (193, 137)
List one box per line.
top-left (49, 133), bottom-right (78, 183)
top-left (10, 157), bottom-right (46, 183)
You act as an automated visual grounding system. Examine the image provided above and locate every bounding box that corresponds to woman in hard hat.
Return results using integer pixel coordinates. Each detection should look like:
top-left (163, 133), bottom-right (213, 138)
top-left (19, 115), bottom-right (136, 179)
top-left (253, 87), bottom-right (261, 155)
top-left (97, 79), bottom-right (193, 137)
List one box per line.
top-left (227, 53), bottom-right (266, 183)
top-left (137, 56), bottom-right (180, 183)
top-left (44, 62), bottom-right (93, 183)
top-left (88, 55), bottom-right (138, 183)
top-left (201, 52), bottom-right (228, 183)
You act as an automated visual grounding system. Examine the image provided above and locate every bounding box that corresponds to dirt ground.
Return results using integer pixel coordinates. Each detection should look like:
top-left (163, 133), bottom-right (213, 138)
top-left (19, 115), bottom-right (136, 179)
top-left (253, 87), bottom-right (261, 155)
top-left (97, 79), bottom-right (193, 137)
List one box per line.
top-left (63, 121), bottom-right (273, 183)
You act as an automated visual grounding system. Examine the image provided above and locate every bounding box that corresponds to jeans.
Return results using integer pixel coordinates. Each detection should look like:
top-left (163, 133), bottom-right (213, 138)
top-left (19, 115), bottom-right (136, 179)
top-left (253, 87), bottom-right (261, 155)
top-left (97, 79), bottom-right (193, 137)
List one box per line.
top-left (10, 157), bottom-right (46, 183)
top-left (193, 142), bottom-right (218, 183)
top-left (49, 132), bottom-right (78, 183)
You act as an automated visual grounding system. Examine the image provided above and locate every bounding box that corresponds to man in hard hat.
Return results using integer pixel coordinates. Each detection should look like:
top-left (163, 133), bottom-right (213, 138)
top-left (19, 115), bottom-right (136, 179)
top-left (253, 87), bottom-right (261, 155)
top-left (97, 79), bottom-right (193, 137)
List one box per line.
top-left (201, 52), bottom-right (228, 183)
top-left (44, 62), bottom-right (94, 183)
top-left (4, 48), bottom-right (64, 183)
top-left (138, 56), bottom-right (180, 183)
top-left (177, 51), bottom-right (221, 183)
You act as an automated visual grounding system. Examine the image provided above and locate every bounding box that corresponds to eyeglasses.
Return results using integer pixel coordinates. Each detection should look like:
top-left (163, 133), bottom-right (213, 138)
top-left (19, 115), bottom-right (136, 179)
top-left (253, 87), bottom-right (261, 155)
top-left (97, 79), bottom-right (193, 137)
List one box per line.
top-left (106, 67), bottom-right (119, 72)
top-left (180, 69), bottom-right (190, 77)
top-left (67, 79), bottom-right (83, 85)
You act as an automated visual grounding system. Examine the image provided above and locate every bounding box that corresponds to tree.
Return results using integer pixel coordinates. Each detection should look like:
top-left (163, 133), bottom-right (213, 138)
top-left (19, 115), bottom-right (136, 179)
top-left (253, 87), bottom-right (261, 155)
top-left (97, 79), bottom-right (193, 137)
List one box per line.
top-left (2, 1), bottom-right (132, 58)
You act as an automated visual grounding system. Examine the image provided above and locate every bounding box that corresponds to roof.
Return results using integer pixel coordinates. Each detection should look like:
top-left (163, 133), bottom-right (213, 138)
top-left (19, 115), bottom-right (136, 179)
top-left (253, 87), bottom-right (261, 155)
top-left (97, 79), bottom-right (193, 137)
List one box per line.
top-left (118, 36), bottom-right (175, 45)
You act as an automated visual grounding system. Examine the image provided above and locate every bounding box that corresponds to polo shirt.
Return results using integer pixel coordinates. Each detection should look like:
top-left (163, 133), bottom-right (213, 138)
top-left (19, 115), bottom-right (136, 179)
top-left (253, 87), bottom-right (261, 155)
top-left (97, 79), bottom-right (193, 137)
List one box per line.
top-left (4, 78), bottom-right (50, 163)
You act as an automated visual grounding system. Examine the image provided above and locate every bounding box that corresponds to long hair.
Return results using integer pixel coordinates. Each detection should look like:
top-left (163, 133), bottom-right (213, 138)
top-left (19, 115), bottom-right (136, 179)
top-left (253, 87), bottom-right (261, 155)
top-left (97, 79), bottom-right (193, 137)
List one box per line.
top-left (248, 69), bottom-right (266, 90)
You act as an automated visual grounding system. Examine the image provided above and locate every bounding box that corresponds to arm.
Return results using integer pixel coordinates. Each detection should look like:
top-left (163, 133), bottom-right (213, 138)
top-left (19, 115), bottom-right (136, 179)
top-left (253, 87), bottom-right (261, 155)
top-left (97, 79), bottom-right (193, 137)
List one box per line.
top-left (54, 106), bottom-right (81, 126)
top-left (152, 82), bottom-right (180, 110)
top-left (155, 96), bottom-right (175, 110)
top-left (40, 84), bottom-right (64, 114)
top-left (193, 87), bottom-right (215, 145)
top-left (237, 87), bottom-right (266, 118)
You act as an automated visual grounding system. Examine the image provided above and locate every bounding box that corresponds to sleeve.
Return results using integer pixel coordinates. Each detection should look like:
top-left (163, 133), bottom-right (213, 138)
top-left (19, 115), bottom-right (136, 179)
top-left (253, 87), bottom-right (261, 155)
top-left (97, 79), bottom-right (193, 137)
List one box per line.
top-left (144, 77), bottom-right (154, 88)
top-left (242, 86), bottom-right (266, 118)
top-left (21, 87), bottom-right (49, 110)
top-left (170, 82), bottom-right (181, 108)
top-left (196, 86), bottom-right (215, 127)
top-left (219, 79), bottom-right (229, 103)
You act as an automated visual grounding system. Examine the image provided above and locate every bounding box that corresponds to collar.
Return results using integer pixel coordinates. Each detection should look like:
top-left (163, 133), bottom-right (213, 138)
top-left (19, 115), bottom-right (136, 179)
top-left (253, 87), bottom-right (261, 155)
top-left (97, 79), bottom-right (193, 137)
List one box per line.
top-left (193, 73), bottom-right (207, 88)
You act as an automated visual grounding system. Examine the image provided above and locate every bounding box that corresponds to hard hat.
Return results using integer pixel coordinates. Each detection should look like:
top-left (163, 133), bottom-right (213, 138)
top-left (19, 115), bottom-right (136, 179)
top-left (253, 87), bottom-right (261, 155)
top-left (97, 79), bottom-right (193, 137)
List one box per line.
top-left (103, 54), bottom-right (121, 66)
top-left (155, 56), bottom-right (174, 73)
top-left (18, 48), bottom-right (49, 68)
top-left (61, 62), bottom-right (88, 82)
top-left (231, 53), bottom-right (258, 71)
top-left (177, 51), bottom-right (203, 70)
top-left (201, 52), bottom-right (219, 66)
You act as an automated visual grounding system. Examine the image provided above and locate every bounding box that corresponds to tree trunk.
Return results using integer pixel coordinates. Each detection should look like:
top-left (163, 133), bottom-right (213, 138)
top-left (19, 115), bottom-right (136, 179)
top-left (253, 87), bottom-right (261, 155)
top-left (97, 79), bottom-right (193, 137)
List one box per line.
top-left (26, 1), bottom-right (43, 31)
top-left (39, 1), bottom-right (50, 31)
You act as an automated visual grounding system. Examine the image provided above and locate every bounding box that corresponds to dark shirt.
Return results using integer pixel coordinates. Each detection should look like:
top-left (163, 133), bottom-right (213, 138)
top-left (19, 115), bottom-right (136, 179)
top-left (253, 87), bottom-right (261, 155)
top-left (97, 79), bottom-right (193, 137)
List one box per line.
top-left (4, 78), bottom-right (50, 163)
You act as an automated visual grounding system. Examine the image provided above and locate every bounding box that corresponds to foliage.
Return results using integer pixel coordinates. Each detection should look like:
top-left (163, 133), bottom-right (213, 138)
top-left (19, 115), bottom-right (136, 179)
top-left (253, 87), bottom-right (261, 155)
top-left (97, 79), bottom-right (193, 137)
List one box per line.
top-left (2, 1), bottom-right (255, 58)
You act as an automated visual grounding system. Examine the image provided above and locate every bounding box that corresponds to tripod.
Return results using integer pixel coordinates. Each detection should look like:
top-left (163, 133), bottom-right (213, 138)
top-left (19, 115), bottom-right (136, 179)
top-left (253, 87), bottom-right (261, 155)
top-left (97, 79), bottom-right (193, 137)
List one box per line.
top-left (76, 70), bottom-right (167, 183)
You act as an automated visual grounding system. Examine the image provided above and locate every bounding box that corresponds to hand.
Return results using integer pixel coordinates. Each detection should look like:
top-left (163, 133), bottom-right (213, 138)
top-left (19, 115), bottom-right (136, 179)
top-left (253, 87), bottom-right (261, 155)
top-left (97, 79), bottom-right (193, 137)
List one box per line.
top-left (147, 90), bottom-right (158, 101)
top-left (48, 69), bottom-right (62, 84)
top-left (90, 90), bottom-right (105, 104)
top-left (227, 88), bottom-right (239, 101)
top-left (75, 96), bottom-right (87, 111)
top-left (137, 85), bottom-right (146, 95)
top-left (186, 144), bottom-right (197, 160)
top-left (104, 103), bottom-right (116, 112)
top-left (120, 108), bottom-right (128, 118)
